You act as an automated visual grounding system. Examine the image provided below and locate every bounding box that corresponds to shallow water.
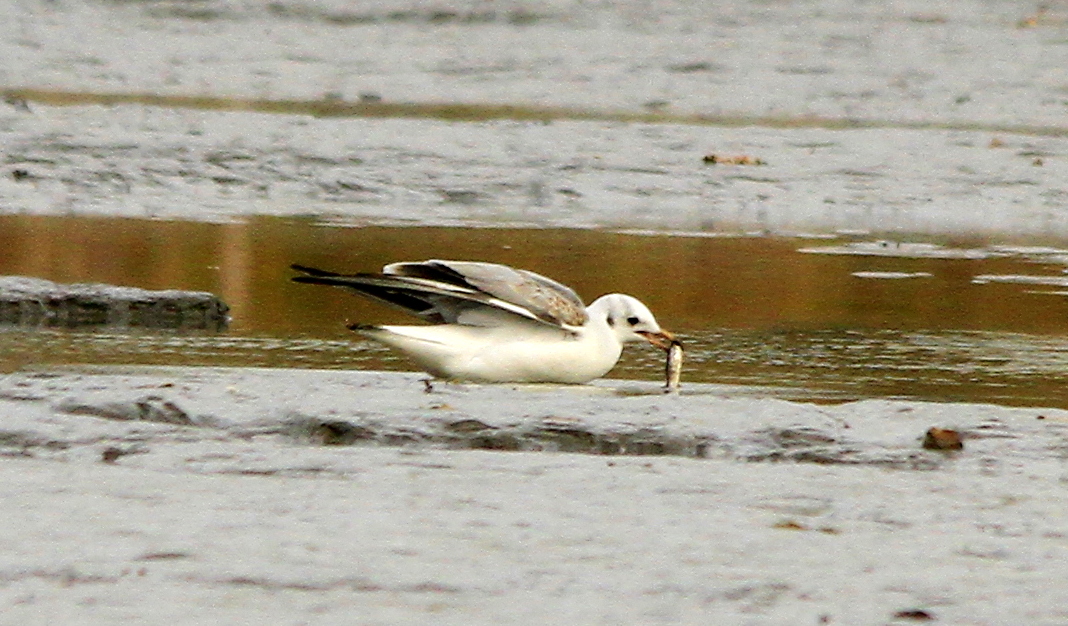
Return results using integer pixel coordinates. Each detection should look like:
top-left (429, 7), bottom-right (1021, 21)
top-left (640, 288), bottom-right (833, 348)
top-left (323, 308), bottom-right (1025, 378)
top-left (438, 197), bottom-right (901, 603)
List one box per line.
top-left (5, 215), bottom-right (1068, 407)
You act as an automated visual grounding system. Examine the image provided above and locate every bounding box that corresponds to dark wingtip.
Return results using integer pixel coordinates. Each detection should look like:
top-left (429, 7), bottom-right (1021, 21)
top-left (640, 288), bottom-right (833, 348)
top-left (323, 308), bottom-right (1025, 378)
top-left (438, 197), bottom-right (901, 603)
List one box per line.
top-left (291, 263), bottom-right (345, 277)
top-left (346, 322), bottom-right (380, 332)
top-left (291, 264), bottom-right (349, 285)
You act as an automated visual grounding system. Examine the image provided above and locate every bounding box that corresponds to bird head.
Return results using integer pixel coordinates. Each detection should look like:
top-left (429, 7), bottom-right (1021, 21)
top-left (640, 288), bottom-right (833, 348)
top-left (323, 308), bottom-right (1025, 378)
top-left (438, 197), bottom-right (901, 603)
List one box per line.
top-left (589, 294), bottom-right (679, 351)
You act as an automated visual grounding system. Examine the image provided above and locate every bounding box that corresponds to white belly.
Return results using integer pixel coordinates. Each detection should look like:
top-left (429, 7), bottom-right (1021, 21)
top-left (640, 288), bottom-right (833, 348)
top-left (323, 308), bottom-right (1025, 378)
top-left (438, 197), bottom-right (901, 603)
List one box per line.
top-left (360, 324), bottom-right (623, 384)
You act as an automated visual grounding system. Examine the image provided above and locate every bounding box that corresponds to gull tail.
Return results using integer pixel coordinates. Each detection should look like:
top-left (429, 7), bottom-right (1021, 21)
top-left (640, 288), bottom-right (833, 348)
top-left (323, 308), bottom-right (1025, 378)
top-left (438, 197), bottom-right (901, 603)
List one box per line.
top-left (290, 263), bottom-right (353, 284)
top-left (291, 264), bottom-right (444, 321)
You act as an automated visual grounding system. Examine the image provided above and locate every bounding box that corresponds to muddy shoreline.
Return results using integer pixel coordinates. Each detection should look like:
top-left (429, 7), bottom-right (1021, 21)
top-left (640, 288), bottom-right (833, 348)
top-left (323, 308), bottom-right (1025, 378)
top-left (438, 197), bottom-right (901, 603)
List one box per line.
top-left (4, 366), bottom-right (1068, 624)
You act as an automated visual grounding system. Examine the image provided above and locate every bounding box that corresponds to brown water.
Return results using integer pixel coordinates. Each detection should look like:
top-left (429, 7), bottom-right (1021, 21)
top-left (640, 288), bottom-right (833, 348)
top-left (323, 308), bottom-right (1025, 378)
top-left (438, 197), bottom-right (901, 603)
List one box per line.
top-left (4, 214), bottom-right (1068, 407)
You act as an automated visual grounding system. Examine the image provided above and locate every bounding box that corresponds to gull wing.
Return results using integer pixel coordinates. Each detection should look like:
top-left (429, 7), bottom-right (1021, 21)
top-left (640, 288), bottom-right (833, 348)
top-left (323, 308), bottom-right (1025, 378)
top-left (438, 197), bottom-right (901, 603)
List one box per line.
top-left (384, 260), bottom-right (589, 327)
top-left (291, 261), bottom-right (589, 328)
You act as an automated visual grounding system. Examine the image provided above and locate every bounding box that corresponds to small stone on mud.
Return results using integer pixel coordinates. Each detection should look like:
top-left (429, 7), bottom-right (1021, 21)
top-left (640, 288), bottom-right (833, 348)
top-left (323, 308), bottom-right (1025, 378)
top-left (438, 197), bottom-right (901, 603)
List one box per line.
top-left (101, 446), bottom-right (143, 463)
top-left (467, 432), bottom-right (522, 451)
top-left (893, 608), bottom-right (935, 621)
top-left (922, 427), bottom-right (963, 451)
top-left (702, 153), bottom-right (766, 165)
top-left (311, 420), bottom-right (374, 445)
top-left (3, 94), bottom-right (31, 112)
top-left (444, 418), bottom-right (493, 433)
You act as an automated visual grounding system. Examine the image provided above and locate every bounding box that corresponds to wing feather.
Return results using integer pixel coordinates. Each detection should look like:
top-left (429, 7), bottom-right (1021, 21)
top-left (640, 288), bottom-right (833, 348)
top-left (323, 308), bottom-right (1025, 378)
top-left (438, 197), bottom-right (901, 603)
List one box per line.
top-left (384, 260), bottom-right (588, 326)
top-left (291, 262), bottom-right (586, 328)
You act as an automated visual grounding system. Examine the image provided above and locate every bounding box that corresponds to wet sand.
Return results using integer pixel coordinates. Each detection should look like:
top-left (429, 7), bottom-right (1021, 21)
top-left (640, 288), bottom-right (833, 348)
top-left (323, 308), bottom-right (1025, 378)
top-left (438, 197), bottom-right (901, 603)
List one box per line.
top-left (2, 102), bottom-right (1066, 237)
top-left (2, 1), bottom-right (1068, 237)
top-left (3, 367), bottom-right (1068, 624)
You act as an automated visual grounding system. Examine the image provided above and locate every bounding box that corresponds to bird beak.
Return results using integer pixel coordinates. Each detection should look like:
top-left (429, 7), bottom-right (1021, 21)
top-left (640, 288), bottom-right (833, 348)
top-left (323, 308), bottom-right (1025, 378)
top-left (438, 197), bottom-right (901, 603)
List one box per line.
top-left (637, 329), bottom-right (681, 351)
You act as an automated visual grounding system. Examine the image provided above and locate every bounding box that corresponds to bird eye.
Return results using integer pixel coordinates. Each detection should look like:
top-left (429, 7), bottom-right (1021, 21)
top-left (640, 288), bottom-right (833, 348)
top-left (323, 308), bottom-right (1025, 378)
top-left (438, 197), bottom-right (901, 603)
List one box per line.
top-left (626, 316), bottom-right (640, 326)
top-left (606, 315), bottom-right (616, 327)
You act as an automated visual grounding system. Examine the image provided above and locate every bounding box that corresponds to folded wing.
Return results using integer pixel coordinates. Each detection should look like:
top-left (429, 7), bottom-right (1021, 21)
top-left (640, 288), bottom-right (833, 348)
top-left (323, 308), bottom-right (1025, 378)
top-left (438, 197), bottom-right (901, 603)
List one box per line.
top-left (291, 260), bottom-right (589, 328)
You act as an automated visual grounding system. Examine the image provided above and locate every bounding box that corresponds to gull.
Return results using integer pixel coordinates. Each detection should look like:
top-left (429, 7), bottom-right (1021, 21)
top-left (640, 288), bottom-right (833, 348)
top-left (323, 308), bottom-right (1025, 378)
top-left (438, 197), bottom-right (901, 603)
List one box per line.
top-left (291, 260), bottom-right (678, 384)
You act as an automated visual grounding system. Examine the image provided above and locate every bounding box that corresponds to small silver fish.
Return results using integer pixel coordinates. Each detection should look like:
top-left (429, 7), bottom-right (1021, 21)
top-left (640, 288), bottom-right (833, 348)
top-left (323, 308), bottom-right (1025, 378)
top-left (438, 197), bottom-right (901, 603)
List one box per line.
top-left (664, 340), bottom-right (683, 393)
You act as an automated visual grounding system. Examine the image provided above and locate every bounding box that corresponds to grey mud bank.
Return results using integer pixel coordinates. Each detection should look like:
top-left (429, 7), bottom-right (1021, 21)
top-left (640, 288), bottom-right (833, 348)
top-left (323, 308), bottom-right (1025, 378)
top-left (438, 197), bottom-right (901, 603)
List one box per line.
top-left (3, 367), bottom-right (1068, 624)
top-left (0, 276), bottom-right (229, 331)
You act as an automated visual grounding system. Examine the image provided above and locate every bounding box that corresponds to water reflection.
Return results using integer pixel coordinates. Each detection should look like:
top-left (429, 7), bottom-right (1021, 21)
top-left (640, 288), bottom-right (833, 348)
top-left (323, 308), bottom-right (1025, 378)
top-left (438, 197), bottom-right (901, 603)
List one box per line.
top-left (3, 215), bottom-right (1068, 406)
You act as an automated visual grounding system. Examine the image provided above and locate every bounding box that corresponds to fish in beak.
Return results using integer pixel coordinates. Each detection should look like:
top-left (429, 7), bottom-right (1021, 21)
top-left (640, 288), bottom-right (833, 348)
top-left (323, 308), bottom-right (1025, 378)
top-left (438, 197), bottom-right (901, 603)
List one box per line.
top-left (637, 329), bottom-right (681, 351)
